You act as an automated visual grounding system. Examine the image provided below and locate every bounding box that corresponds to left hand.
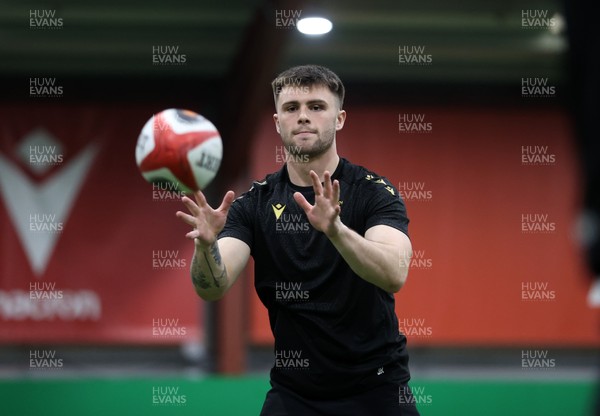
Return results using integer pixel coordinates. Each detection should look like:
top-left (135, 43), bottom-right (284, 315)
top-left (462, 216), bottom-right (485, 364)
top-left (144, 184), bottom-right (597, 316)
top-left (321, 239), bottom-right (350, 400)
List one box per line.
top-left (294, 170), bottom-right (342, 237)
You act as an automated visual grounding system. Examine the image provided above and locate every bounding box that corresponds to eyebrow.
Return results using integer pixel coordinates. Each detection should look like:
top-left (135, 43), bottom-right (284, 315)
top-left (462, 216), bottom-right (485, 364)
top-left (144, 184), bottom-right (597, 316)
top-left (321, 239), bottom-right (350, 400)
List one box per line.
top-left (281, 99), bottom-right (328, 107)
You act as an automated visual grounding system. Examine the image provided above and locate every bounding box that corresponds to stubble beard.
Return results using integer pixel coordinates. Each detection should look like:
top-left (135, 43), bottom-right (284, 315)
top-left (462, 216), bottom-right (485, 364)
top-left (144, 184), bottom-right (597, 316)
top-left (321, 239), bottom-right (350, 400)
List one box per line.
top-left (282, 124), bottom-right (336, 160)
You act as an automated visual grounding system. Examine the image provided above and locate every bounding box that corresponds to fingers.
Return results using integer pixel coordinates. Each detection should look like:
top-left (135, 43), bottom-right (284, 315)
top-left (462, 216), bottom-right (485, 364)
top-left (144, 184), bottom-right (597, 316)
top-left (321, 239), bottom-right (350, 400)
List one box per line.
top-left (293, 192), bottom-right (313, 214)
top-left (178, 190), bottom-right (235, 240)
top-left (323, 171), bottom-right (334, 199)
top-left (193, 190), bottom-right (209, 209)
top-left (181, 195), bottom-right (201, 217)
top-left (332, 179), bottom-right (340, 204)
top-left (313, 170), bottom-right (338, 202)
top-left (181, 190), bottom-right (234, 216)
top-left (334, 203), bottom-right (341, 216)
top-left (309, 170), bottom-right (323, 196)
top-left (217, 190), bottom-right (236, 213)
top-left (175, 211), bottom-right (198, 228)
top-left (185, 229), bottom-right (200, 240)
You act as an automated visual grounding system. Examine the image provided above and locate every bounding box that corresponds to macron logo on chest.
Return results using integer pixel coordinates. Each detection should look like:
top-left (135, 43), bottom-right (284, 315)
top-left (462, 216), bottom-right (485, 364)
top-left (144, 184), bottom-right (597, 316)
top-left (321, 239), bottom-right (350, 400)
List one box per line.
top-left (270, 200), bottom-right (310, 234)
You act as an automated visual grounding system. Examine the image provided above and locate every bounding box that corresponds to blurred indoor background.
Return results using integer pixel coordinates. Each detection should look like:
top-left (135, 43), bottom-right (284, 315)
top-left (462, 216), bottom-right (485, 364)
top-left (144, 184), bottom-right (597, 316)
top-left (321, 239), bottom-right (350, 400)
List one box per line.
top-left (0, 0), bottom-right (598, 415)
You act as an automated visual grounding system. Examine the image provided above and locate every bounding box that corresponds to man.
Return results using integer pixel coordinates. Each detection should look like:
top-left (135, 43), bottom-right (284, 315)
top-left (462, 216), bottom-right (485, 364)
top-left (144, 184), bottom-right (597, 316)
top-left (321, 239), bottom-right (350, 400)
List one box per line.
top-left (176, 65), bottom-right (420, 415)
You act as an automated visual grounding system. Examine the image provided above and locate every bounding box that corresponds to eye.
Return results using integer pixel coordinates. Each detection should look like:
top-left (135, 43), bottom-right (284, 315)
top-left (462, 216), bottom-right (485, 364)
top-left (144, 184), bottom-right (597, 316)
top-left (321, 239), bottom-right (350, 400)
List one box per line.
top-left (311, 104), bottom-right (324, 111)
top-left (285, 105), bottom-right (297, 112)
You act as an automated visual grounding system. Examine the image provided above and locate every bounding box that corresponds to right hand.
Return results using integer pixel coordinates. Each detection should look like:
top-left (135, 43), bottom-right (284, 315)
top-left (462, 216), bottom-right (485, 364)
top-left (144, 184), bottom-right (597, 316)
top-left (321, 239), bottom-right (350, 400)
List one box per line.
top-left (176, 190), bottom-right (236, 248)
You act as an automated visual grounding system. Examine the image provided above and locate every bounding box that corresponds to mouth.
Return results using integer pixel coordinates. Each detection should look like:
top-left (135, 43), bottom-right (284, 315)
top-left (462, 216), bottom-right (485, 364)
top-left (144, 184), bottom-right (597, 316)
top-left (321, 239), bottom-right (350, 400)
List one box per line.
top-left (293, 130), bottom-right (316, 136)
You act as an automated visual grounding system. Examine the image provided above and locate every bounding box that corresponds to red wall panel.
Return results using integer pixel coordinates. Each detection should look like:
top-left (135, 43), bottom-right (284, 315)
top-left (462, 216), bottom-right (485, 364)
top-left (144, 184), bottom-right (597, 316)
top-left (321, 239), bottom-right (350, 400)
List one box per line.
top-left (0, 104), bottom-right (202, 344)
top-left (246, 105), bottom-right (599, 346)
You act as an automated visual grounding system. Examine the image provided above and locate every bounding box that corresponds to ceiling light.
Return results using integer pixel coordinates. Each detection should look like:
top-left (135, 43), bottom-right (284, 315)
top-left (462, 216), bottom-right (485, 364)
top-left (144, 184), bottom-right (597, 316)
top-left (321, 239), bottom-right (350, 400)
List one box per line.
top-left (548, 12), bottom-right (565, 35)
top-left (297, 17), bottom-right (332, 35)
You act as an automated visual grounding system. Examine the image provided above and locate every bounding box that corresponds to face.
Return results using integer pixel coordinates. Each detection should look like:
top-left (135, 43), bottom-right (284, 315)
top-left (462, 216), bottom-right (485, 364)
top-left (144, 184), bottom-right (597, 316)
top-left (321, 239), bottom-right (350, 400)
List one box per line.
top-left (273, 84), bottom-right (346, 158)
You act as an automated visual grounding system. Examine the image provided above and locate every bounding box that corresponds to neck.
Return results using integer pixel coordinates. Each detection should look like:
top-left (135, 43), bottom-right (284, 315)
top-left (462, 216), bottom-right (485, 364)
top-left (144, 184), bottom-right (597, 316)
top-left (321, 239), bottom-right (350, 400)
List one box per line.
top-left (286, 144), bottom-right (340, 187)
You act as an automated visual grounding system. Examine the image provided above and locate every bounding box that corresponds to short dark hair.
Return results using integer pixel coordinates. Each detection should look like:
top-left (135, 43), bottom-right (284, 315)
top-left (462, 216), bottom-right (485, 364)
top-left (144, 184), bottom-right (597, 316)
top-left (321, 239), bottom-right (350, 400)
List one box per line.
top-left (271, 65), bottom-right (345, 109)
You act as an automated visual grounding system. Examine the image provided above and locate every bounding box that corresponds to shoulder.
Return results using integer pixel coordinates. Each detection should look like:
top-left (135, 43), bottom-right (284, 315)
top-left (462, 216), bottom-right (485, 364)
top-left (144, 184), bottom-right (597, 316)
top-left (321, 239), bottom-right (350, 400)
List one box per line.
top-left (341, 159), bottom-right (398, 197)
top-left (341, 160), bottom-right (409, 233)
top-left (233, 169), bottom-right (283, 203)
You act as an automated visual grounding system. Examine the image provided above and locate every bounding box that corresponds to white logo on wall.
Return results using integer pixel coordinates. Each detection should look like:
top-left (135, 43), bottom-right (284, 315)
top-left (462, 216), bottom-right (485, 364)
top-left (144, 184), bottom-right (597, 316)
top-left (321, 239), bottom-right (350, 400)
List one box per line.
top-left (0, 128), bottom-right (98, 276)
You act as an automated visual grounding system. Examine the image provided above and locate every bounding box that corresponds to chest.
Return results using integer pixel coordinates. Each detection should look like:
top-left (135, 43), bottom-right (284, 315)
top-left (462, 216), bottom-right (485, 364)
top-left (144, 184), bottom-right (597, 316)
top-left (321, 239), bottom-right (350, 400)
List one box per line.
top-left (260, 185), bottom-right (363, 234)
top-left (252, 184), bottom-right (365, 274)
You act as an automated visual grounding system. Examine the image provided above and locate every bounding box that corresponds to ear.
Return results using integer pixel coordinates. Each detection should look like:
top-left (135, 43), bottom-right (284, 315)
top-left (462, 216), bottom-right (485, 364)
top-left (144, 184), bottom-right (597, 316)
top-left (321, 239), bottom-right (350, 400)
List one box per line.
top-left (273, 113), bottom-right (280, 134)
top-left (335, 110), bottom-right (346, 131)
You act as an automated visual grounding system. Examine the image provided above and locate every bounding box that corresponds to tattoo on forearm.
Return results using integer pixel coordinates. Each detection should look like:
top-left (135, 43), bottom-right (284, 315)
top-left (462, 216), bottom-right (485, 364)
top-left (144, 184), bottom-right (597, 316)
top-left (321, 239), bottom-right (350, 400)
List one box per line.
top-left (202, 251), bottom-right (226, 288)
top-left (191, 242), bottom-right (226, 291)
top-left (209, 242), bottom-right (222, 266)
top-left (191, 269), bottom-right (213, 290)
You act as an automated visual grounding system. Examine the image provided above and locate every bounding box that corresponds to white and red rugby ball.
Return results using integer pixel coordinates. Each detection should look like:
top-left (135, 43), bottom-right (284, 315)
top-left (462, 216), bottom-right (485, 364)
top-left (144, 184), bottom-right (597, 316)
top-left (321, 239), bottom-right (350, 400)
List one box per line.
top-left (135, 108), bottom-right (222, 193)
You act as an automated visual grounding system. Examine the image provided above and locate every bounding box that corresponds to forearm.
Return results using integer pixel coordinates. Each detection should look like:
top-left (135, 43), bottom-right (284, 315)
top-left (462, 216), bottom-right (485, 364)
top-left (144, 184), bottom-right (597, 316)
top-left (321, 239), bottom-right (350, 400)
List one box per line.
top-left (328, 223), bottom-right (411, 293)
top-left (190, 240), bottom-right (229, 301)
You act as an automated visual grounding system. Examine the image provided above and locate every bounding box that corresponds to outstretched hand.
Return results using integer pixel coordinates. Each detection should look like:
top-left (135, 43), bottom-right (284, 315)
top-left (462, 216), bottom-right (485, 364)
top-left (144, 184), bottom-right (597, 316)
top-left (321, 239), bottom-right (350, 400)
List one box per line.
top-left (176, 190), bottom-right (235, 247)
top-left (293, 170), bottom-right (342, 237)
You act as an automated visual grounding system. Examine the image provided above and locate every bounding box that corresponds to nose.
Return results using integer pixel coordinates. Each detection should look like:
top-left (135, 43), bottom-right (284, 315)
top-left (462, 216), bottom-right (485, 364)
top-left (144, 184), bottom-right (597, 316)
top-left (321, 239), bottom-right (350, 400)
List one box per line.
top-left (297, 105), bottom-right (310, 124)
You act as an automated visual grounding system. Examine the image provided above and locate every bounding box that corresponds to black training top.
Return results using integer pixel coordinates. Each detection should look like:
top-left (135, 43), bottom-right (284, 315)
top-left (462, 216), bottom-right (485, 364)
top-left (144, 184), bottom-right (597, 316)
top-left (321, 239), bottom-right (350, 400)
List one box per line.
top-left (219, 157), bottom-right (412, 399)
